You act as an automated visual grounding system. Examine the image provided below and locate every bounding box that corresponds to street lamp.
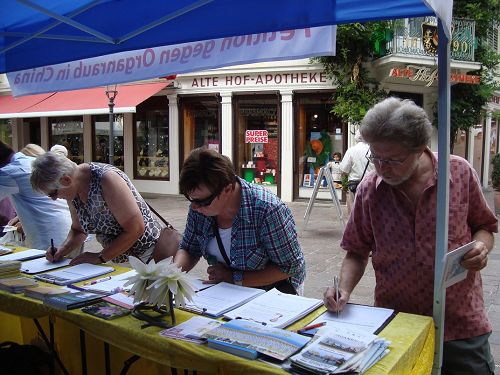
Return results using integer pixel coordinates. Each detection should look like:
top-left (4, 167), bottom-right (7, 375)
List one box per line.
top-left (105, 84), bottom-right (118, 165)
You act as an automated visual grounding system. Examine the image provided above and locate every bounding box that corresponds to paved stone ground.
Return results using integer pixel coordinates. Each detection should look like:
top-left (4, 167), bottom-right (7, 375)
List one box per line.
top-left (86, 189), bottom-right (500, 372)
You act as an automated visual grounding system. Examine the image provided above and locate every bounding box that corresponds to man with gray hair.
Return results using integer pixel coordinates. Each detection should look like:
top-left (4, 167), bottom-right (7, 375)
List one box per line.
top-left (324, 97), bottom-right (496, 374)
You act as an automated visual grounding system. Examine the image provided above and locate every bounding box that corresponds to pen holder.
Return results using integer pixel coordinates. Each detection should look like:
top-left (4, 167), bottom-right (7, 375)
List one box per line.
top-left (131, 290), bottom-right (176, 329)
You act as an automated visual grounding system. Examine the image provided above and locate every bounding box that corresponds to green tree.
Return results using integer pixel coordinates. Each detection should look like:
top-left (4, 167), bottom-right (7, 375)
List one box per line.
top-left (313, 23), bottom-right (388, 124)
top-left (435, 0), bottom-right (500, 151)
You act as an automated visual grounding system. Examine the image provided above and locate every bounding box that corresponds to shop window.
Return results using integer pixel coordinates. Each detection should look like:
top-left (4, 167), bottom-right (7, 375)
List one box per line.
top-left (294, 93), bottom-right (345, 200)
top-left (0, 119), bottom-right (13, 145)
top-left (180, 96), bottom-right (220, 163)
top-left (49, 116), bottom-right (84, 164)
top-left (91, 114), bottom-right (124, 170)
top-left (134, 104), bottom-right (169, 180)
top-left (234, 95), bottom-right (279, 191)
top-left (25, 118), bottom-right (41, 147)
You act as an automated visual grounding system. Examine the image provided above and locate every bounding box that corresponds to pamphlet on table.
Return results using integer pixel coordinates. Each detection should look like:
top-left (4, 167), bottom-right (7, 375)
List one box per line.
top-left (181, 282), bottom-right (265, 317)
top-left (34, 263), bottom-right (114, 285)
top-left (224, 288), bottom-right (323, 328)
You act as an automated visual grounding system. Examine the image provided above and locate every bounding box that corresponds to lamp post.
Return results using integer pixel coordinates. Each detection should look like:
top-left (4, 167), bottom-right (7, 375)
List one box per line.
top-left (105, 85), bottom-right (118, 165)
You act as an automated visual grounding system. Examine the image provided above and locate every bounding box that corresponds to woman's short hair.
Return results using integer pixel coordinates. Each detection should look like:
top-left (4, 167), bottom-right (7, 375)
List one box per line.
top-left (360, 97), bottom-right (432, 152)
top-left (0, 141), bottom-right (14, 166)
top-left (31, 151), bottom-right (77, 193)
top-left (179, 148), bottom-right (237, 196)
top-left (21, 143), bottom-right (45, 157)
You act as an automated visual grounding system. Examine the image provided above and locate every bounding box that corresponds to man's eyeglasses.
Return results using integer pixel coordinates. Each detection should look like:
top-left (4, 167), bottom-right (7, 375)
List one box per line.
top-left (366, 153), bottom-right (412, 167)
top-left (47, 189), bottom-right (58, 199)
top-left (185, 191), bottom-right (219, 207)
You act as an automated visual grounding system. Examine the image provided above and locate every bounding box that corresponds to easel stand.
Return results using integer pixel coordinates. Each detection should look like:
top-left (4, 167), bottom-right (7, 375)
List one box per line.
top-left (303, 166), bottom-right (345, 229)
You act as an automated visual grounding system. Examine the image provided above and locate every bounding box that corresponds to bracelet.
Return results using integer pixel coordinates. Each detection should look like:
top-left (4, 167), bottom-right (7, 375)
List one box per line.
top-left (98, 254), bottom-right (106, 263)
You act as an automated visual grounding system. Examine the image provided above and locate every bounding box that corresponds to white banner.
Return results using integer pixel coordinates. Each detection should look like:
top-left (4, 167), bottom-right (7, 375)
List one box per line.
top-left (8, 26), bottom-right (336, 97)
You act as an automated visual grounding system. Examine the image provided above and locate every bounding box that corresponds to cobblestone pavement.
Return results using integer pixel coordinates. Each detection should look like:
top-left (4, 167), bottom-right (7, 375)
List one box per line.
top-left (86, 189), bottom-right (500, 372)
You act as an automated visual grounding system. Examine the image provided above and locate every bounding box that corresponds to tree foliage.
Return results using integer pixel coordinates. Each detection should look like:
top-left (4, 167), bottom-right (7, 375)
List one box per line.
top-left (313, 23), bottom-right (388, 124)
top-left (435, 0), bottom-right (500, 150)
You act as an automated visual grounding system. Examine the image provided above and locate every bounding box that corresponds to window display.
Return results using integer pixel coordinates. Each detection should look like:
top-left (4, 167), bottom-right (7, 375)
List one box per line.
top-left (92, 114), bottom-right (124, 170)
top-left (134, 108), bottom-right (169, 180)
top-left (180, 96), bottom-right (220, 162)
top-left (235, 96), bottom-right (280, 191)
top-left (50, 116), bottom-right (84, 164)
top-left (294, 94), bottom-right (345, 200)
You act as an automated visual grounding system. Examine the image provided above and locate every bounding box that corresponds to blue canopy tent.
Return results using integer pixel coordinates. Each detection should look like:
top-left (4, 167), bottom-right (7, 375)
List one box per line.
top-left (0, 1), bottom-right (453, 373)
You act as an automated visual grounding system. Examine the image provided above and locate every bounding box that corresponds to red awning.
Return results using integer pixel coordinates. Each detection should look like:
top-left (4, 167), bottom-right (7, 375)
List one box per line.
top-left (0, 81), bottom-right (170, 119)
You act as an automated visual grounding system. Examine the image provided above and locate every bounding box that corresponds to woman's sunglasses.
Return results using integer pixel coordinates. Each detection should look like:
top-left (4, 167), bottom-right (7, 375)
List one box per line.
top-left (185, 190), bottom-right (220, 207)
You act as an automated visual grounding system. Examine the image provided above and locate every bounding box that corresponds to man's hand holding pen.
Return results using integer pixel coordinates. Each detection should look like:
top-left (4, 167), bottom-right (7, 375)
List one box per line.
top-left (323, 276), bottom-right (349, 314)
top-left (46, 238), bottom-right (62, 263)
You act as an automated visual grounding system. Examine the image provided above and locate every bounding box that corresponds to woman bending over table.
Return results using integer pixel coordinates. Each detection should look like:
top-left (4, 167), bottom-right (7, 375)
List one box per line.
top-left (30, 152), bottom-right (179, 265)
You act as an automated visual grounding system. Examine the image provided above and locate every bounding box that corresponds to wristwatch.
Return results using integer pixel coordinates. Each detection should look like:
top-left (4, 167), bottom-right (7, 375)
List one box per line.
top-left (233, 270), bottom-right (243, 286)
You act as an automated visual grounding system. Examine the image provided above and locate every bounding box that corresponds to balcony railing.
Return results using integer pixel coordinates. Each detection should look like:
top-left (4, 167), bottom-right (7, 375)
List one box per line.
top-left (383, 17), bottom-right (475, 62)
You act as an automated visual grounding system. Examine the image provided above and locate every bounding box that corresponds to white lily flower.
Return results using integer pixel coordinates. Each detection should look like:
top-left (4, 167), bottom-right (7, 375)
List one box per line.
top-left (125, 256), bottom-right (197, 308)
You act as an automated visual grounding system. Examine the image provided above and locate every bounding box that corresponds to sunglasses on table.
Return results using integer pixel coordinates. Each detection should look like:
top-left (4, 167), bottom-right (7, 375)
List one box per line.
top-left (185, 190), bottom-right (220, 207)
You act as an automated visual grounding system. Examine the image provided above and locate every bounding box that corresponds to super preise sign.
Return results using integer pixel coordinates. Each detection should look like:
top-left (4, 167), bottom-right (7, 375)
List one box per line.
top-left (245, 130), bottom-right (268, 143)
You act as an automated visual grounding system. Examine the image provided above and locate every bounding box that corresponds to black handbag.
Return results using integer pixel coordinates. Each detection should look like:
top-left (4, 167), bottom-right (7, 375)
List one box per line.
top-left (348, 154), bottom-right (370, 195)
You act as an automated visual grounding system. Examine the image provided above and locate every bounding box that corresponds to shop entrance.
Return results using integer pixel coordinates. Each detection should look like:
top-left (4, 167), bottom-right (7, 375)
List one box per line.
top-left (233, 94), bottom-right (280, 196)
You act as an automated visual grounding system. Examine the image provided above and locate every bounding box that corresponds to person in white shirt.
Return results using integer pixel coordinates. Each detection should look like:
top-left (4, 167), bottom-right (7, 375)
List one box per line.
top-left (339, 130), bottom-right (374, 215)
top-left (0, 141), bottom-right (72, 249)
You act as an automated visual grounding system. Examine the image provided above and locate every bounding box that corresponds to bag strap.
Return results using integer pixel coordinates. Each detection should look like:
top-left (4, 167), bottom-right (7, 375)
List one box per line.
top-left (213, 218), bottom-right (231, 266)
top-left (146, 202), bottom-right (173, 228)
top-left (360, 150), bottom-right (370, 181)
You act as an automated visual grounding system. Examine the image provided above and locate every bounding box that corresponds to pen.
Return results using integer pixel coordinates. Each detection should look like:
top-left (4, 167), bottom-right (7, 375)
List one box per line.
top-left (83, 276), bottom-right (112, 286)
top-left (334, 275), bottom-right (340, 317)
top-left (298, 322), bottom-right (326, 332)
top-left (50, 238), bottom-right (56, 257)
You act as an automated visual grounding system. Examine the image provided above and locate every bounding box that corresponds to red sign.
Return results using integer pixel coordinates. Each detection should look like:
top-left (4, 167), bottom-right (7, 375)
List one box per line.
top-left (245, 130), bottom-right (268, 143)
top-left (389, 65), bottom-right (480, 86)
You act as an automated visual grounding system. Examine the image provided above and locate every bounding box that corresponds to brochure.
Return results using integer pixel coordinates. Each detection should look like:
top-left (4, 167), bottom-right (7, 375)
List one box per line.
top-left (224, 288), bottom-right (323, 328)
top-left (34, 263), bottom-right (114, 285)
top-left (21, 257), bottom-right (71, 274)
top-left (181, 282), bottom-right (265, 318)
top-left (1, 249), bottom-right (45, 262)
top-left (159, 316), bottom-right (223, 344)
top-left (442, 241), bottom-right (475, 288)
top-left (203, 319), bottom-right (310, 361)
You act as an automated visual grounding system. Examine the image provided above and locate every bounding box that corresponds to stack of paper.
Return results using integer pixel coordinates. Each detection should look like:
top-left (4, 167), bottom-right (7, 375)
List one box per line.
top-left (0, 249), bottom-right (45, 261)
top-left (0, 245), bottom-right (13, 256)
top-left (305, 303), bottom-right (395, 335)
top-left (203, 319), bottom-right (311, 361)
top-left (34, 264), bottom-right (114, 285)
top-left (24, 285), bottom-right (70, 300)
top-left (21, 258), bottom-right (71, 274)
top-left (290, 326), bottom-right (390, 374)
top-left (224, 288), bottom-right (323, 328)
top-left (181, 282), bottom-right (265, 317)
top-left (0, 276), bottom-right (38, 293)
top-left (0, 260), bottom-right (21, 279)
top-left (78, 270), bottom-right (137, 293)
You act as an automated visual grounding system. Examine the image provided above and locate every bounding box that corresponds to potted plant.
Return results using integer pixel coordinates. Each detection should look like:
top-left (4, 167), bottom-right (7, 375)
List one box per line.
top-left (491, 153), bottom-right (500, 215)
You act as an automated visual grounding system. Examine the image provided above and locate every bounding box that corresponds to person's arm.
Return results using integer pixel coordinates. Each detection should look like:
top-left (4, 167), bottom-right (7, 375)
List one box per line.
top-left (46, 202), bottom-right (87, 262)
top-left (69, 171), bottom-right (145, 265)
top-left (174, 248), bottom-right (200, 272)
top-left (205, 262), bottom-right (288, 286)
top-left (323, 251), bottom-right (368, 312)
top-left (461, 229), bottom-right (494, 271)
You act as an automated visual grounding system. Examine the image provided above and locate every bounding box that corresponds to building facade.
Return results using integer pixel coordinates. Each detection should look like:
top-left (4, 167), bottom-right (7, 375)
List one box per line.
top-left (0, 17), bottom-right (498, 202)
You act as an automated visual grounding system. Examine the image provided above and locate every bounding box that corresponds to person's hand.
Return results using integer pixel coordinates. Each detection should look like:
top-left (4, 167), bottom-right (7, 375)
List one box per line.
top-left (323, 286), bottom-right (349, 313)
top-left (461, 241), bottom-right (489, 271)
top-left (205, 263), bottom-right (232, 284)
top-left (46, 246), bottom-right (64, 263)
top-left (7, 217), bottom-right (23, 234)
top-left (69, 252), bottom-right (102, 266)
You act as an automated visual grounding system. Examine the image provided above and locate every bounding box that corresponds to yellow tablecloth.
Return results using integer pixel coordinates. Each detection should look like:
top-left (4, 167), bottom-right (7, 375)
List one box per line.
top-left (0, 255), bottom-right (434, 374)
